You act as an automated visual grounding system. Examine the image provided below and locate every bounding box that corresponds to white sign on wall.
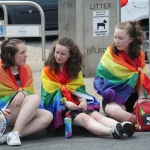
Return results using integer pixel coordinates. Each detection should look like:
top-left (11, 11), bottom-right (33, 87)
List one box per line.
top-left (3, 25), bottom-right (41, 37)
top-left (93, 10), bottom-right (109, 36)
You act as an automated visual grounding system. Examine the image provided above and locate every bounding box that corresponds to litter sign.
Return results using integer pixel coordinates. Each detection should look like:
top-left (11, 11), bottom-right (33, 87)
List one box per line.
top-left (93, 10), bottom-right (109, 36)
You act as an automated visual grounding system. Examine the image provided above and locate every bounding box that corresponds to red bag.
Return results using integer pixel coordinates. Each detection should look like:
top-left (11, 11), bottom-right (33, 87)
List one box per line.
top-left (133, 100), bottom-right (150, 131)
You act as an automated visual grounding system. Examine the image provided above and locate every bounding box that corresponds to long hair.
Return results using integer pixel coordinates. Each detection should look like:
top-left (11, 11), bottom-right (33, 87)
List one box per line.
top-left (44, 37), bottom-right (83, 79)
top-left (0, 39), bottom-right (25, 68)
top-left (112, 20), bottom-right (144, 59)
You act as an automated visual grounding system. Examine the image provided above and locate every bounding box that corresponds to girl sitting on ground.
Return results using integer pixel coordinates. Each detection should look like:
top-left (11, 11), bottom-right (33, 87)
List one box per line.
top-left (40, 37), bottom-right (134, 139)
top-left (0, 39), bottom-right (53, 146)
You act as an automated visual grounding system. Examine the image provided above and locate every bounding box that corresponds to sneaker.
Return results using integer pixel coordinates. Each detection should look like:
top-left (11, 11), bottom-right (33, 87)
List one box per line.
top-left (109, 123), bottom-right (123, 139)
top-left (0, 134), bottom-right (7, 144)
top-left (121, 121), bottom-right (134, 137)
top-left (7, 131), bottom-right (21, 146)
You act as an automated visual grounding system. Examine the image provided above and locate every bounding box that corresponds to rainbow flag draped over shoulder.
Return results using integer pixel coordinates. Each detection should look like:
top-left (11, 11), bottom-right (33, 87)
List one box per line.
top-left (0, 62), bottom-right (34, 109)
top-left (94, 46), bottom-right (150, 105)
top-left (41, 66), bottom-right (100, 132)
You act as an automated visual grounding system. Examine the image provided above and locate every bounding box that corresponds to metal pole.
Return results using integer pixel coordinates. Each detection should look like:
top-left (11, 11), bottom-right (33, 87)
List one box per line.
top-left (1, 4), bottom-right (8, 40)
top-left (117, 0), bottom-right (121, 23)
top-left (0, 1), bottom-right (46, 60)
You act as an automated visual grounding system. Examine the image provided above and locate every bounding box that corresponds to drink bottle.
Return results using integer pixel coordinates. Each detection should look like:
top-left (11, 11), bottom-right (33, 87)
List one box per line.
top-left (64, 112), bottom-right (72, 138)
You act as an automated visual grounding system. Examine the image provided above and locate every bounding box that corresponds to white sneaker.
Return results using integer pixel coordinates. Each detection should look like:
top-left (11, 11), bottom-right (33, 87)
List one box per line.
top-left (121, 121), bottom-right (134, 137)
top-left (109, 123), bottom-right (123, 139)
top-left (7, 131), bottom-right (21, 146)
top-left (0, 134), bottom-right (7, 144)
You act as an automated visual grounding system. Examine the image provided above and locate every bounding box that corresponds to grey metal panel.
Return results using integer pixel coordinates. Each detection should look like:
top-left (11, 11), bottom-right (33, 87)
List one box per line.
top-left (83, 0), bottom-right (120, 77)
top-left (58, 0), bottom-right (77, 39)
top-left (58, 0), bottom-right (120, 77)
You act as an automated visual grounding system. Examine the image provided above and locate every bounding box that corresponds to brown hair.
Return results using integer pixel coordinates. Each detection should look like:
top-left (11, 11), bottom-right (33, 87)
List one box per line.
top-left (0, 39), bottom-right (25, 68)
top-left (112, 20), bottom-right (144, 59)
top-left (44, 37), bottom-right (83, 79)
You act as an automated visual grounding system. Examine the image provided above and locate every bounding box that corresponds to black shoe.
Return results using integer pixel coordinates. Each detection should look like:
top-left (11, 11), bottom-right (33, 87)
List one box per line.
top-left (109, 123), bottom-right (123, 139)
top-left (121, 121), bottom-right (134, 137)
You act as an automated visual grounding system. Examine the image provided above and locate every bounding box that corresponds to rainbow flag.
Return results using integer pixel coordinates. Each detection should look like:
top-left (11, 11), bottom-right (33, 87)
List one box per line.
top-left (94, 46), bottom-right (150, 105)
top-left (41, 66), bottom-right (100, 132)
top-left (0, 62), bottom-right (34, 109)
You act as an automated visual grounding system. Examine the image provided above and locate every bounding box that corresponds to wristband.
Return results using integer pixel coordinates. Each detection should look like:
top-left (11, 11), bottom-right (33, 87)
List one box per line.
top-left (138, 94), bottom-right (145, 99)
top-left (20, 91), bottom-right (25, 98)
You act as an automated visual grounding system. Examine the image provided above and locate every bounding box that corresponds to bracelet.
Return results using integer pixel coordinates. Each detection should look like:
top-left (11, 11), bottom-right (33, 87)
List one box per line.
top-left (138, 94), bottom-right (145, 99)
top-left (19, 91), bottom-right (25, 98)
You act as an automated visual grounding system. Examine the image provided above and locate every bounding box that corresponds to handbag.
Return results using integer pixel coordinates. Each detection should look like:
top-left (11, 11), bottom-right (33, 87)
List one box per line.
top-left (133, 99), bottom-right (150, 131)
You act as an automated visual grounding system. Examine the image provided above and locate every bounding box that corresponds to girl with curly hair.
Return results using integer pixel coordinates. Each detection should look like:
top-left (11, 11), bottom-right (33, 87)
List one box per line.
top-left (94, 20), bottom-right (147, 129)
top-left (41, 37), bottom-right (134, 139)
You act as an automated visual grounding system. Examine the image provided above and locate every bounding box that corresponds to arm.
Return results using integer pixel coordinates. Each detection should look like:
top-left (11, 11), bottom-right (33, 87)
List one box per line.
top-left (137, 83), bottom-right (146, 99)
top-left (61, 97), bottom-right (79, 110)
top-left (77, 97), bottom-right (87, 111)
top-left (77, 97), bottom-right (86, 102)
top-left (134, 83), bottom-right (149, 108)
top-left (11, 90), bottom-right (27, 108)
top-left (19, 90), bottom-right (28, 97)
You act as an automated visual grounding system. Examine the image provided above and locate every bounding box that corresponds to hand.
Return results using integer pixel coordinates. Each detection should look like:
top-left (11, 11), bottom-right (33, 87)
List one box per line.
top-left (65, 101), bottom-right (79, 110)
top-left (11, 92), bottom-right (24, 108)
top-left (133, 98), bottom-right (147, 108)
top-left (78, 101), bottom-right (87, 111)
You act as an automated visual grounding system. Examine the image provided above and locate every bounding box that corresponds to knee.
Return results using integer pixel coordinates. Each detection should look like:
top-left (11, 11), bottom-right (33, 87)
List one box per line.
top-left (91, 111), bottom-right (105, 120)
top-left (105, 107), bottom-right (118, 118)
top-left (27, 94), bottom-right (40, 107)
top-left (33, 94), bottom-right (40, 103)
top-left (42, 110), bottom-right (53, 126)
top-left (78, 113), bottom-right (92, 123)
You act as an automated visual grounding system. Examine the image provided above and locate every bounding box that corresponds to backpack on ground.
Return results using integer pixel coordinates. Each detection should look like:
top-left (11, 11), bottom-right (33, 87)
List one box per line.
top-left (133, 100), bottom-right (150, 131)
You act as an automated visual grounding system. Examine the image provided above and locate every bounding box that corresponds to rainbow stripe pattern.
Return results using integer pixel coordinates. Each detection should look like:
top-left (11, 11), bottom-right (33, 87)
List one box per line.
top-left (94, 46), bottom-right (150, 105)
top-left (41, 66), bottom-right (100, 132)
top-left (0, 62), bottom-right (34, 109)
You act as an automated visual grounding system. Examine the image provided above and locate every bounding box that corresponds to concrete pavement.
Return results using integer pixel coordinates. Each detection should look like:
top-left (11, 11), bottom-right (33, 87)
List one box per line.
top-left (1, 128), bottom-right (150, 150)
top-left (1, 44), bottom-right (150, 150)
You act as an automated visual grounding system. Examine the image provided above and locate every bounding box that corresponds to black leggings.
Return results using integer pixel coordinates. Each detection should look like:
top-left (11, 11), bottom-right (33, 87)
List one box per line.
top-left (102, 92), bottom-right (138, 113)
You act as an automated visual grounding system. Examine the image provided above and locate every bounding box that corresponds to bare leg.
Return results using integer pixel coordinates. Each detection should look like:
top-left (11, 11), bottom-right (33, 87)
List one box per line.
top-left (89, 111), bottom-right (118, 126)
top-left (7, 94), bottom-right (53, 136)
top-left (73, 113), bottom-right (111, 136)
top-left (20, 109), bottom-right (53, 136)
top-left (105, 101), bottom-right (136, 124)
